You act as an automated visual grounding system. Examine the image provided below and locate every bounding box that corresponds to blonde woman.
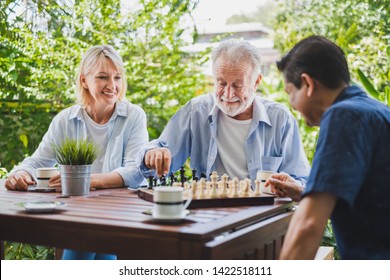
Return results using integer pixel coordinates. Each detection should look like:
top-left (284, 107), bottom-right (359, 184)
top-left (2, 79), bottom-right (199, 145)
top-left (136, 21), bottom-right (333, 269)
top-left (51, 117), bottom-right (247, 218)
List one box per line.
top-left (5, 45), bottom-right (148, 259)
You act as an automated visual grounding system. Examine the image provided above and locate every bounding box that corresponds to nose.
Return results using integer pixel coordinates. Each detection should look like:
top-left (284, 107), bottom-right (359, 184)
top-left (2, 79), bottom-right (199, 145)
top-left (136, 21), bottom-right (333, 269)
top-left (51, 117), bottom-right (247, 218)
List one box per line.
top-left (223, 85), bottom-right (235, 99)
top-left (106, 77), bottom-right (116, 91)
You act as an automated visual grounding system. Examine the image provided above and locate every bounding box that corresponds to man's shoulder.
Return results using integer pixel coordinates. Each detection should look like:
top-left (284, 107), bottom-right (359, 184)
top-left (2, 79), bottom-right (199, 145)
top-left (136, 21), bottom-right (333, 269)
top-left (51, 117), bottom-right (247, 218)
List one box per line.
top-left (183, 93), bottom-right (214, 111)
top-left (259, 97), bottom-right (292, 118)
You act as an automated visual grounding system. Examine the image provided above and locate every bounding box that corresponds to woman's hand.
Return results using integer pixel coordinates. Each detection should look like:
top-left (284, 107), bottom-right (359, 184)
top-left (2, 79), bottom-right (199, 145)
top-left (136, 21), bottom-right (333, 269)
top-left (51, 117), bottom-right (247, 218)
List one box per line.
top-left (5, 170), bottom-right (35, 191)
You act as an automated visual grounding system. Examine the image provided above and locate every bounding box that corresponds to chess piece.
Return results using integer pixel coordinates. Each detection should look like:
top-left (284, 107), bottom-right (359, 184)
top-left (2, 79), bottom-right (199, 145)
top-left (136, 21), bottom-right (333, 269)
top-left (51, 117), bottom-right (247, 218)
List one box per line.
top-left (180, 166), bottom-right (185, 187)
top-left (219, 174), bottom-right (229, 198)
top-left (191, 179), bottom-right (198, 196)
top-left (240, 179), bottom-right (251, 197)
top-left (192, 168), bottom-right (197, 181)
top-left (160, 175), bottom-right (167, 186)
top-left (230, 177), bottom-right (239, 197)
top-left (169, 172), bottom-right (174, 186)
top-left (209, 171), bottom-right (218, 198)
top-left (197, 178), bottom-right (206, 199)
top-left (254, 179), bottom-right (261, 196)
top-left (148, 176), bottom-right (154, 189)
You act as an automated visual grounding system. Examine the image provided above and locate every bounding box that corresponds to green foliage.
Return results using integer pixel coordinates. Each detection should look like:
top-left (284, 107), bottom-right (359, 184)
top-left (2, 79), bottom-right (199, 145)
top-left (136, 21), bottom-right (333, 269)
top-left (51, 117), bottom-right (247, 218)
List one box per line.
top-left (52, 138), bottom-right (98, 165)
top-left (322, 221), bottom-right (340, 260)
top-left (0, 0), bottom-right (208, 172)
top-left (273, 0), bottom-right (389, 100)
top-left (4, 241), bottom-right (54, 260)
top-left (0, 166), bottom-right (7, 179)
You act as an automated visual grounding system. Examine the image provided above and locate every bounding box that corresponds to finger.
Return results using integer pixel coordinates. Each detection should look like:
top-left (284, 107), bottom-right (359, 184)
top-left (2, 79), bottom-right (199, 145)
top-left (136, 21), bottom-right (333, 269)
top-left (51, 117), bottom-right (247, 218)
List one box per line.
top-left (162, 150), bottom-right (171, 176)
top-left (5, 177), bottom-right (16, 190)
top-left (144, 150), bottom-right (153, 168)
top-left (13, 173), bottom-right (30, 191)
top-left (154, 151), bottom-right (165, 177)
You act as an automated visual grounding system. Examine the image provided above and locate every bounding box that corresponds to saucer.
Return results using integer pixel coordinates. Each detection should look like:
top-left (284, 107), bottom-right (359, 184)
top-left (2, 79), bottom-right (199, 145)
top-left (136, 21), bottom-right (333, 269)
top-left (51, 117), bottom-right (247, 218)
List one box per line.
top-left (17, 201), bottom-right (67, 213)
top-left (27, 186), bottom-right (56, 192)
top-left (152, 214), bottom-right (187, 224)
top-left (143, 209), bottom-right (190, 223)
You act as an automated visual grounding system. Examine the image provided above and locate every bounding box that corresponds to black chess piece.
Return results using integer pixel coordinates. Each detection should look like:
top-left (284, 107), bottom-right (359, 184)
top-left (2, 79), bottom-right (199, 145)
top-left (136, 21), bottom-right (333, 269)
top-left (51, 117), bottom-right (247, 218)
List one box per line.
top-left (180, 166), bottom-right (185, 186)
top-left (169, 172), bottom-right (174, 186)
top-left (200, 172), bottom-right (207, 179)
top-left (153, 177), bottom-right (157, 187)
top-left (160, 174), bottom-right (167, 186)
top-left (192, 168), bottom-right (197, 181)
top-left (148, 176), bottom-right (154, 189)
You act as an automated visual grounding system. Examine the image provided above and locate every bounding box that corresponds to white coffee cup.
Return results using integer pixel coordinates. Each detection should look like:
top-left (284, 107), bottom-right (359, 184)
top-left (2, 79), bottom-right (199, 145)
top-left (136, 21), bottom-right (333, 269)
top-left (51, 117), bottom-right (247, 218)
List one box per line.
top-left (36, 167), bottom-right (59, 189)
top-left (256, 170), bottom-right (276, 194)
top-left (152, 186), bottom-right (192, 220)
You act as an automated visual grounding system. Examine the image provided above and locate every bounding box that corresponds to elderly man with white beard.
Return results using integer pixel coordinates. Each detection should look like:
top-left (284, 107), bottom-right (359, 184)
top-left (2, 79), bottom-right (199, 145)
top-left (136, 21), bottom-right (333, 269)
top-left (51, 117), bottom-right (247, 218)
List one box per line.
top-left (139, 40), bottom-right (310, 201)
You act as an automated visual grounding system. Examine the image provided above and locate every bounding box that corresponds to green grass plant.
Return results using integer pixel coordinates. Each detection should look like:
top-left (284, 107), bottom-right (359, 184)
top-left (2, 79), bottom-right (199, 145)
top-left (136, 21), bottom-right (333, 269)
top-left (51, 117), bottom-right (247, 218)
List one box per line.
top-left (52, 139), bottom-right (98, 165)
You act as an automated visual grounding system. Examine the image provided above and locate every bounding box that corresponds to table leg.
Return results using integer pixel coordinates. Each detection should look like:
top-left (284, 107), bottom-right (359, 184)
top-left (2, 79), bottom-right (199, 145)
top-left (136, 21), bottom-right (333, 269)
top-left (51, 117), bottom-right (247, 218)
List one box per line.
top-left (1, 240), bottom-right (5, 260)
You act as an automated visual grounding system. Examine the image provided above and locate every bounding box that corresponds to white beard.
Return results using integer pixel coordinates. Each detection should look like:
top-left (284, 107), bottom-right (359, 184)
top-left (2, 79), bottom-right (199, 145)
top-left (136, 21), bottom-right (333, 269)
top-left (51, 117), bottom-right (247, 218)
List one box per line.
top-left (215, 90), bottom-right (255, 117)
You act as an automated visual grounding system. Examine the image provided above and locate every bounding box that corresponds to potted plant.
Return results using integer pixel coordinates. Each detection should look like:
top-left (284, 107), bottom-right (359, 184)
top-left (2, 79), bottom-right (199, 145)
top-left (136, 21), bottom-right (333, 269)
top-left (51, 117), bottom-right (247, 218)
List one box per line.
top-left (52, 138), bottom-right (98, 196)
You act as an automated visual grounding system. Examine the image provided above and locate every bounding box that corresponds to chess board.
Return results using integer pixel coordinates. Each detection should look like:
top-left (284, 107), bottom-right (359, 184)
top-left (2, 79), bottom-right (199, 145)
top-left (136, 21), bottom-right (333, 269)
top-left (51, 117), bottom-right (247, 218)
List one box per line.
top-left (137, 188), bottom-right (275, 209)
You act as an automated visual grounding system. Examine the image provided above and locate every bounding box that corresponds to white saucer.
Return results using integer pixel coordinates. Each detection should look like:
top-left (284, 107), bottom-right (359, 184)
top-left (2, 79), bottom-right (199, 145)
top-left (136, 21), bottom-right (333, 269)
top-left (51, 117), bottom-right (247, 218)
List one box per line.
top-left (18, 201), bottom-right (67, 213)
top-left (152, 214), bottom-right (186, 224)
top-left (149, 210), bottom-right (190, 224)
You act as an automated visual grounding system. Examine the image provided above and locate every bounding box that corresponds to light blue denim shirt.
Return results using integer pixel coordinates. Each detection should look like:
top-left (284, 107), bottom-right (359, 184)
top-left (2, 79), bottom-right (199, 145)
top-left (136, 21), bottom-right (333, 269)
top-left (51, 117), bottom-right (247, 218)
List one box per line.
top-left (12, 101), bottom-right (148, 187)
top-left (140, 93), bottom-right (310, 186)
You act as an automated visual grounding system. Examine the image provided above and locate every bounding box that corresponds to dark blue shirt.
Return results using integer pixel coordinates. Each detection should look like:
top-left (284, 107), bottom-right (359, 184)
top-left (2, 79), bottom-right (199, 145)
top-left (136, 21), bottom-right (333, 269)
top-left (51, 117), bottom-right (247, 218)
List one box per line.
top-left (303, 85), bottom-right (390, 259)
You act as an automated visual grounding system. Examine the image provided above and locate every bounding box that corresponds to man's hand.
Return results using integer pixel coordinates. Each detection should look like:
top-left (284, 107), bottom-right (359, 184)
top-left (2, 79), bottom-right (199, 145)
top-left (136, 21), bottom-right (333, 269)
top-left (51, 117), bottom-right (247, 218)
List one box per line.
top-left (5, 170), bottom-right (35, 191)
top-left (144, 148), bottom-right (171, 177)
top-left (264, 172), bottom-right (303, 202)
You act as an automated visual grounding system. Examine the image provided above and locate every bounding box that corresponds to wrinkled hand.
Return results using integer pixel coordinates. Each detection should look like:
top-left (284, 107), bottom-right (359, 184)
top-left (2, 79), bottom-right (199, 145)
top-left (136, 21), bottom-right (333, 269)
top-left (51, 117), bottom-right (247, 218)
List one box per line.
top-left (5, 170), bottom-right (35, 191)
top-left (48, 173), bottom-right (62, 191)
top-left (264, 172), bottom-right (303, 202)
top-left (144, 148), bottom-right (171, 177)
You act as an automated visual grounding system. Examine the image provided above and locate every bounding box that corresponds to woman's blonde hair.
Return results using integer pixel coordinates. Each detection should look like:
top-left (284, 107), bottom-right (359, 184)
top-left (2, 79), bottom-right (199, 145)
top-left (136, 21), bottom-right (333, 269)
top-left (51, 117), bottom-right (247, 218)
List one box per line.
top-left (75, 45), bottom-right (127, 106)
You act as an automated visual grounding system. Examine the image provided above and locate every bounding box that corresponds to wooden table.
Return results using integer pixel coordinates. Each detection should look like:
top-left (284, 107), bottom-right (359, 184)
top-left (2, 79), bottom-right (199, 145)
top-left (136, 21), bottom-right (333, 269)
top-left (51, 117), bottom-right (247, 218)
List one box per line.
top-left (0, 180), bottom-right (295, 259)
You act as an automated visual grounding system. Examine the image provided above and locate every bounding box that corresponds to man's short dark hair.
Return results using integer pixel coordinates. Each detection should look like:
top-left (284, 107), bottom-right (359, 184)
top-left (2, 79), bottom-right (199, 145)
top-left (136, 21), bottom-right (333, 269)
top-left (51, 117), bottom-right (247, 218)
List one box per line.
top-left (276, 36), bottom-right (350, 89)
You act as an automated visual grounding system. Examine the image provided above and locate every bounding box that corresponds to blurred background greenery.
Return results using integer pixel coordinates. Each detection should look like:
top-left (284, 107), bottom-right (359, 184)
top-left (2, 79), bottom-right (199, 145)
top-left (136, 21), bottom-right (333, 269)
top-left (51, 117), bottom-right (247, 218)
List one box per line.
top-left (1, 0), bottom-right (388, 259)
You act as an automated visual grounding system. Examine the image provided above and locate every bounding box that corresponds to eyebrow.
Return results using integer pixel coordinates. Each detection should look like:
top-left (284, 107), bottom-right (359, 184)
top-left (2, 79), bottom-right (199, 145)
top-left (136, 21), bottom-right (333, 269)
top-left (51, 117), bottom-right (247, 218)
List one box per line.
top-left (96, 72), bottom-right (121, 75)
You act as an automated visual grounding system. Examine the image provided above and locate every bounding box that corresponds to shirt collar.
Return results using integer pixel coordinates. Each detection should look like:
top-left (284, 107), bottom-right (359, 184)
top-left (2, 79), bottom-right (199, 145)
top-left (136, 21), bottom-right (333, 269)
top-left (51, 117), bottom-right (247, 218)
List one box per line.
top-left (69, 101), bottom-right (128, 121)
top-left (333, 85), bottom-right (366, 104)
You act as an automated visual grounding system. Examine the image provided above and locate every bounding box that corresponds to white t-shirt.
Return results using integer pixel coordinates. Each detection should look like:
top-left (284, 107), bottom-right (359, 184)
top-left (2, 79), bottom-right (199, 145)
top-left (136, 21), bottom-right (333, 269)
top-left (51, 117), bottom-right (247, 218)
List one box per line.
top-left (83, 109), bottom-right (109, 173)
top-left (215, 113), bottom-right (252, 180)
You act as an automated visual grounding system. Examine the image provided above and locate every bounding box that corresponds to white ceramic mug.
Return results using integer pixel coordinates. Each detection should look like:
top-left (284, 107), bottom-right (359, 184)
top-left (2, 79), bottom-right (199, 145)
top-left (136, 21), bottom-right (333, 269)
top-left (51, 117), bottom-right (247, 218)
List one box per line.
top-left (152, 186), bottom-right (192, 219)
top-left (36, 167), bottom-right (59, 189)
top-left (256, 170), bottom-right (276, 194)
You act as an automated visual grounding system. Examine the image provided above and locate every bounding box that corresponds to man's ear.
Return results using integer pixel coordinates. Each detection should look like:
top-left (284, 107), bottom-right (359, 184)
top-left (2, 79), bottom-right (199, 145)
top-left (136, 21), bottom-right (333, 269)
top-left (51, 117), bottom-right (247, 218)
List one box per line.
top-left (254, 74), bottom-right (263, 90)
top-left (301, 73), bottom-right (314, 97)
top-left (80, 74), bottom-right (88, 89)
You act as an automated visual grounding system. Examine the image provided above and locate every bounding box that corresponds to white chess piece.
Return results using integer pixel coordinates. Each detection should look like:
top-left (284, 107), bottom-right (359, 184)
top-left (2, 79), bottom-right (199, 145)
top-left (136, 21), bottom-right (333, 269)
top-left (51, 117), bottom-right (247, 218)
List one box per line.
top-left (209, 171), bottom-right (218, 198)
top-left (253, 179), bottom-right (262, 196)
top-left (219, 174), bottom-right (229, 198)
top-left (197, 178), bottom-right (206, 199)
top-left (191, 180), bottom-right (197, 197)
top-left (230, 177), bottom-right (239, 197)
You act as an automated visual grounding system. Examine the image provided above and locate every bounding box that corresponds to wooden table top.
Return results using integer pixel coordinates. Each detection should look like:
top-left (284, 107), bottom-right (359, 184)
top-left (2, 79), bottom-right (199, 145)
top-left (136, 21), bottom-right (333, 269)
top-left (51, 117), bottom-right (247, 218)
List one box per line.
top-left (0, 179), bottom-right (294, 259)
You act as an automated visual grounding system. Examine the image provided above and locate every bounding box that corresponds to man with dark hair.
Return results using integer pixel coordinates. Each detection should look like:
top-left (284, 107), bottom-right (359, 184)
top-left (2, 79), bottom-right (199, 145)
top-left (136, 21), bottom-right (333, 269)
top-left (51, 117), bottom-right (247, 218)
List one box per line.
top-left (272, 35), bottom-right (390, 259)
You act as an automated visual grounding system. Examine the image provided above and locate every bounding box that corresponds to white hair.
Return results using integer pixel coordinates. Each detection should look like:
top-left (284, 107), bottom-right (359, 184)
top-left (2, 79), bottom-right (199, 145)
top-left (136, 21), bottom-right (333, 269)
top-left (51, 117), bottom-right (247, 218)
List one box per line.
top-left (211, 39), bottom-right (262, 81)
